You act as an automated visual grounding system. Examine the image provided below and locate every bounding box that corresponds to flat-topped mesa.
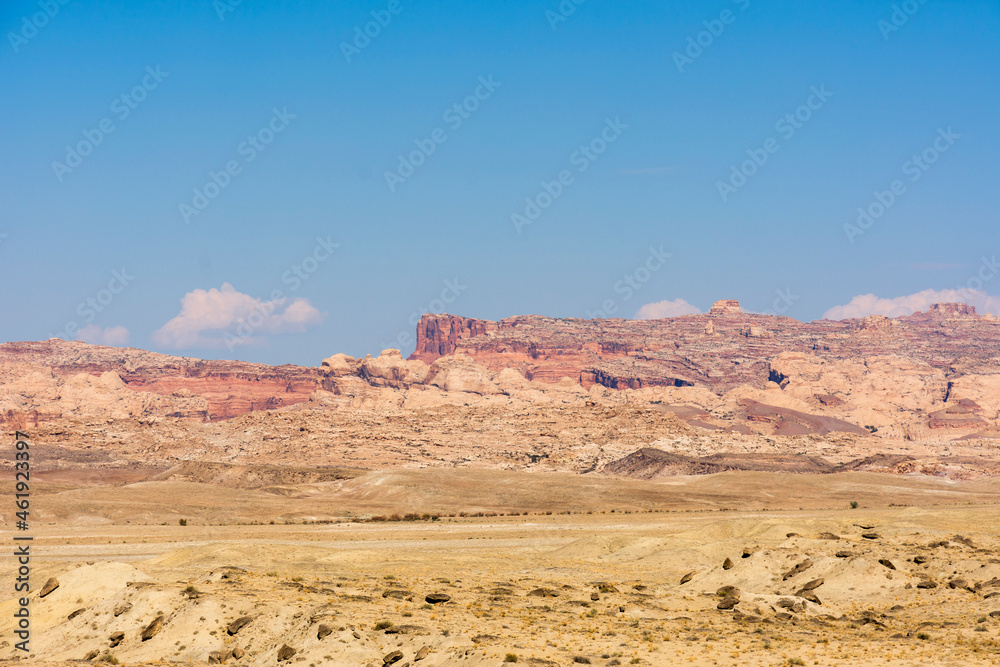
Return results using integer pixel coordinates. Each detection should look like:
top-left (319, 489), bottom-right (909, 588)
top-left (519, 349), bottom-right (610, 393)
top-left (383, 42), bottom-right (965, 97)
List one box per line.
top-left (407, 308), bottom-right (1000, 394)
top-left (926, 302), bottom-right (978, 318)
top-left (709, 299), bottom-right (742, 315)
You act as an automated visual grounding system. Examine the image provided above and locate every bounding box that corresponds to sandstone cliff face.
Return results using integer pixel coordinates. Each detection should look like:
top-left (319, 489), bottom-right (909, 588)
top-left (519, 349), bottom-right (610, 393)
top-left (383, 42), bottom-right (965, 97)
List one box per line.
top-left (2, 302), bottom-right (999, 443)
top-left (0, 340), bottom-right (323, 423)
top-left (407, 304), bottom-right (1000, 394)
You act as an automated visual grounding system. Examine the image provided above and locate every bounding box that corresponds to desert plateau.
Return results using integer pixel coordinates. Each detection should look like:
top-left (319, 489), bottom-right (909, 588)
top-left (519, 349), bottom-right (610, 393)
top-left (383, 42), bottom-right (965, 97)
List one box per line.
top-left (3, 302), bottom-right (1000, 665)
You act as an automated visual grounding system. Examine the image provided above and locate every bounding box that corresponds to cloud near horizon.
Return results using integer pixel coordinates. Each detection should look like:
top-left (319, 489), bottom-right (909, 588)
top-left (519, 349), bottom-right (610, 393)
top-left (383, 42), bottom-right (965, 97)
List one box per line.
top-left (634, 298), bottom-right (702, 319)
top-left (823, 288), bottom-right (1000, 320)
top-left (75, 324), bottom-right (130, 346)
top-left (152, 283), bottom-right (325, 349)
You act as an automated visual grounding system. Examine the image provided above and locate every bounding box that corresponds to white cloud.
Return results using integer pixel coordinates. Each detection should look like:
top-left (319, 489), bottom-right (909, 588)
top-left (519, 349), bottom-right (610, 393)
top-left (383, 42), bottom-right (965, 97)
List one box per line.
top-left (152, 283), bottom-right (325, 349)
top-left (635, 298), bottom-right (702, 320)
top-left (823, 288), bottom-right (1000, 320)
top-left (76, 324), bottom-right (130, 346)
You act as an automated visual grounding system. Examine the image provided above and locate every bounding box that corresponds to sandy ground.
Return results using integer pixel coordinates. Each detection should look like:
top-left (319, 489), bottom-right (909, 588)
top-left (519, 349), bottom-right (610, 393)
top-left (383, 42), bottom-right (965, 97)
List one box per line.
top-left (3, 470), bottom-right (1000, 665)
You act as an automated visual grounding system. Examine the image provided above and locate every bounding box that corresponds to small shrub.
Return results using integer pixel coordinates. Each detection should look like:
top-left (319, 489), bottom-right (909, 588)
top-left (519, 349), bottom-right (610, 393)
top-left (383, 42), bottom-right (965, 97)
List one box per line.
top-left (178, 518), bottom-right (187, 526)
top-left (917, 632), bottom-right (930, 640)
top-left (373, 620), bottom-right (393, 630)
top-left (504, 654), bottom-right (518, 663)
top-left (849, 501), bottom-right (859, 509)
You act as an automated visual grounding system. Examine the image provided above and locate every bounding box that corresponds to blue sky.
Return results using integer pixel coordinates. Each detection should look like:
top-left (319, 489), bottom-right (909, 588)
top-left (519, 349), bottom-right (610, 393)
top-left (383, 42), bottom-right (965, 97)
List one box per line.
top-left (1, 0), bottom-right (997, 365)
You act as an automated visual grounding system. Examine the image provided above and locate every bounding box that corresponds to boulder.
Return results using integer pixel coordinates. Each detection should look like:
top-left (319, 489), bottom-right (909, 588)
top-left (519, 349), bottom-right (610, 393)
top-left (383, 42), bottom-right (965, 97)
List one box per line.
top-left (39, 577), bottom-right (59, 597)
top-left (141, 615), bottom-right (164, 641)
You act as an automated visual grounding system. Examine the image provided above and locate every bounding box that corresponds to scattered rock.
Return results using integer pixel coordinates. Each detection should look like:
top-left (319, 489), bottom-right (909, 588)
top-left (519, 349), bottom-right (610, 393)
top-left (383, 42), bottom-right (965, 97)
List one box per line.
top-left (141, 615), bottom-right (164, 641)
top-left (817, 532), bottom-right (840, 540)
top-left (716, 586), bottom-right (741, 598)
top-left (717, 596), bottom-right (739, 610)
top-left (913, 556), bottom-right (929, 564)
top-left (590, 592), bottom-right (599, 601)
top-left (952, 535), bottom-right (976, 548)
top-left (425, 593), bottom-right (451, 604)
top-left (796, 591), bottom-right (822, 604)
top-left (596, 582), bottom-right (619, 593)
top-left (917, 578), bottom-right (938, 589)
top-left (228, 616), bottom-right (253, 635)
top-left (835, 550), bottom-right (853, 558)
top-left (383, 589), bottom-right (411, 600)
top-left (782, 559), bottom-right (813, 581)
top-left (109, 631), bottom-right (124, 648)
top-left (232, 647), bottom-right (245, 659)
top-left (526, 588), bottom-right (558, 598)
top-left (862, 532), bottom-right (881, 540)
top-left (800, 578), bottom-right (824, 591)
top-left (385, 624), bottom-right (426, 635)
top-left (277, 644), bottom-right (296, 661)
top-left (317, 624), bottom-right (332, 639)
top-left (948, 578), bottom-right (970, 590)
top-left (679, 572), bottom-right (694, 584)
top-left (776, 598), bottom-right (804, 612)
top-left (38, 578), bottom-right (59, 598)
top-left (383, 650), bottom-right (404, 665)
top-left (786, 533), bottom-right (800, 538)
top-left (879, 559), bottom-right (896, 570)
top-left (415, 645), bottom-right (430, 661)
top-left (742, 547), bottom-right (756, 558)
top-left (113, 602), bottom-right (132, 617)
top-left (722, 558), bottom-right (735, 570)
top-left (67, 608), bottom-right (86, 620)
